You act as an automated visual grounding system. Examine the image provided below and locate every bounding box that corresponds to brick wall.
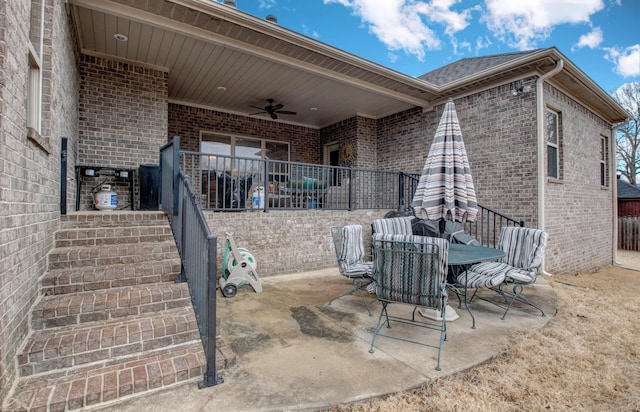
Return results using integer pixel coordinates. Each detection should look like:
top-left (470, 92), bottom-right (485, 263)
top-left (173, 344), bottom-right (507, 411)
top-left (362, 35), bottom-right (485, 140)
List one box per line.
top-left (77, 56), bottom-right (168, 210)
top-left (0, 0), bottom-right (79, 402)
top-left (204, 209), bottom-right (385, 277)
top-left (320, 117), bottom-right (357, 165)
top-left (376, 87), bottom-right (539, 227)
top-left (543, 82), bottom-right (614, 274)
top-left (319, 115), bottom-right (377, 168)
top-left (168, 103), bottom-right (320, 163)
top-left (619, 200), bottom-right (640, 217)
top-left (375, 80), bottom-right (616, 274)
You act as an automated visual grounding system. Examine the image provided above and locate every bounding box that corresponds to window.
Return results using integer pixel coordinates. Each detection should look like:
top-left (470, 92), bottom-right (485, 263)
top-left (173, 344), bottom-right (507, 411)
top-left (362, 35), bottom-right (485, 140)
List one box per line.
top-left (545, 109), bottom-right (560, 179)
top-left (28, 0), bottom-right (44, 134)
top-left (200, 133), bottom-right (289, 178)
top-left (600, 136), bottom-right (609, 187)
top-left (201, 133), bottom-right (289, 158)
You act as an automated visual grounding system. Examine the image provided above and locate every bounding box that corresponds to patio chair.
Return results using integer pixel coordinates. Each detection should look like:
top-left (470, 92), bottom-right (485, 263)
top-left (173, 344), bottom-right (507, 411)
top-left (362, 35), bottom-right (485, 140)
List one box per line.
top-left (330, 225), bottom-right (376, 315)
top-left (369, 233), bottom-right (449, 371)
top-left (463, 226), bottom-right (548, 319)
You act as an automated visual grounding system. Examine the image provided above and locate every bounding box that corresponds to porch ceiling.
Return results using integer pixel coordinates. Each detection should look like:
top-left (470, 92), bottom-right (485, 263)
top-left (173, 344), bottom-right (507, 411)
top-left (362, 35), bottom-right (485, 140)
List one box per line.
top-left (67, 0), bottom-right (629, 128)
top-left (68, 0), bottom-right (441, 129)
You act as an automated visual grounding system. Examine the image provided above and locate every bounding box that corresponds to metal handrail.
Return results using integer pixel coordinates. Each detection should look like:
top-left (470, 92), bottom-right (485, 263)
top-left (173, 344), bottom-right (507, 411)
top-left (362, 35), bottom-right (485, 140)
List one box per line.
top-left (160, 136), bottom-right (222, 388)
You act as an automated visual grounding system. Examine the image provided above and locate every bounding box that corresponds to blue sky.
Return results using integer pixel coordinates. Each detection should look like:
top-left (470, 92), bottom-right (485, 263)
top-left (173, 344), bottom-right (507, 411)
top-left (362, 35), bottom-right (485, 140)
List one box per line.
top-left (224, 0), bottom-right (639, 94)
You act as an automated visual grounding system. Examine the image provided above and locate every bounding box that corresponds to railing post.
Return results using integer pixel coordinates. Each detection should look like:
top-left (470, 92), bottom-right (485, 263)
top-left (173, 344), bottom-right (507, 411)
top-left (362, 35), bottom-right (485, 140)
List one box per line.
top-left (176, 193), bottom-right (187, 284)
top-left (172, 136), bottom-right (180, 216)
top-left (200, 233), bottom-right (223, 388)
top-left (60, 137), bottom-right (68, 215)
top-left (348, 167), bottom-right (353, 211)
top-left (398, 172), bottom-right (406, 211)
top-left (263, 158), bottom-right (269, 212)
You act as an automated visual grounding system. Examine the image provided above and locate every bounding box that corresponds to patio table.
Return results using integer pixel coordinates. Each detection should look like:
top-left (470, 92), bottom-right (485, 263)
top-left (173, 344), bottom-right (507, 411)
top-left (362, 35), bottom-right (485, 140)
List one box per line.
top-left (448, 243), bottom-right (505, 329)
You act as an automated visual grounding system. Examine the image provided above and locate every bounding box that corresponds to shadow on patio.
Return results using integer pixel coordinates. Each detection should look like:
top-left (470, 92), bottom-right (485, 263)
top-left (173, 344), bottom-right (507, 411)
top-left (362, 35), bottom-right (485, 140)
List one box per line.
top-left (110, 268), bottom-right (556, 412)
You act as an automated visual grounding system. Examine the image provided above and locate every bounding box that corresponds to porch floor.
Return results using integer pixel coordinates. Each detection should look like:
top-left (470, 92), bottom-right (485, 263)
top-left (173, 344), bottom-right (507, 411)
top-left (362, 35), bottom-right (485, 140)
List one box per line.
top-left (104, 267), bottom-right (557, 411)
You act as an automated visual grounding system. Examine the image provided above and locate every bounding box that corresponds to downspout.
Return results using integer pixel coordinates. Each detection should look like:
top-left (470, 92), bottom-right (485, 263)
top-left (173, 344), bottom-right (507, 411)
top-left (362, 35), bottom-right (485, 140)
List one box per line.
top-left (536, 59), bottom-right (564, 276)
top-left (612, 122), bottom-right (627, 266)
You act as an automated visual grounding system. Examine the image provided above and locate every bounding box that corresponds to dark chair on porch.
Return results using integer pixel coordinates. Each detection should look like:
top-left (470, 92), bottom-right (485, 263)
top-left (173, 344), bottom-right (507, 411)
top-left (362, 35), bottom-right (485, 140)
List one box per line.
top-left (369, 233), bottom-right (449, 371)
top-left (464, 226), bottom-right (548, 319)
top-left (329, 225), bottom-right (376, 315)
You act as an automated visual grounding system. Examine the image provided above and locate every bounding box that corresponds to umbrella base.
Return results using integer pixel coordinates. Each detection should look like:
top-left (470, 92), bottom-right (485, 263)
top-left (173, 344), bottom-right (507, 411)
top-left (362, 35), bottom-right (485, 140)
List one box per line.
top-left (418, 305), bottom-right (460, 322)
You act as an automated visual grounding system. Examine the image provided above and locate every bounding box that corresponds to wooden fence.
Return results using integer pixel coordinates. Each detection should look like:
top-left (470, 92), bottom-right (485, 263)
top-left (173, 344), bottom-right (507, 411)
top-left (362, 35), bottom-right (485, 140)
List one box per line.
top-left (618, 218), bottom-right (640, 251)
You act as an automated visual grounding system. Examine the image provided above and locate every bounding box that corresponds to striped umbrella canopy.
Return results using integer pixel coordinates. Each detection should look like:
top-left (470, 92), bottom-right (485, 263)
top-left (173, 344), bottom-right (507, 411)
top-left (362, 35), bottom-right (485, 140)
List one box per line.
top-left (412, 98), bottom-right (478, 223)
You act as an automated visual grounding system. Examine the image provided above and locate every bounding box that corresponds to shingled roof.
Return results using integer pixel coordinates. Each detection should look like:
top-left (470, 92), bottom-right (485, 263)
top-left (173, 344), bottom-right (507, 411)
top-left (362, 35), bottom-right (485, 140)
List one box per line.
top-left (418, 50), bottom-right (538, 86)
top-left (617, 177), bottom-right (640, 199)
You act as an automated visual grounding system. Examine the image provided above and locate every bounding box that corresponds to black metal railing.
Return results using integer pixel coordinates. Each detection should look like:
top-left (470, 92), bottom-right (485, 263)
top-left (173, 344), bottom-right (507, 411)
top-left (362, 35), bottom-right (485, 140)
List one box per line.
top-left (464, 205), bottom-right (525, 248)
top-left (160, 137), bottom-right (222, 388)
top-left (179, 152), bottom-right (423, 212)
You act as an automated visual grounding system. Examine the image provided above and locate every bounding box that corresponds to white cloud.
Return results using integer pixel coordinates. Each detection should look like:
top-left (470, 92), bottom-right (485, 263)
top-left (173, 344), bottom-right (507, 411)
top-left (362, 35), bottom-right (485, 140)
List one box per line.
top-left (605, 45), bottom-right (640, 77)
top-left (323, 0), bottom-right (475, 61)
top-left (482, 0), bottom-right (605, 50)
top-left (573, 27), bottom-right (603, 50)
top-left (475, 35), bottom-right (493, 54)
top-left (301, 24), bottom-right (320, 39)
top-left (257, 0), bottom-right (277, 9)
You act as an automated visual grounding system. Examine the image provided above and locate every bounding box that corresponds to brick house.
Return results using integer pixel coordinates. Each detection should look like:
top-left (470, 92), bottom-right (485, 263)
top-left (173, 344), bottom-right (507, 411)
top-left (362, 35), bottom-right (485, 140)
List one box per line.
top-left (0, 0), bottom-right (629, 407)
top-left (617, 176), bottom-right (640, 217)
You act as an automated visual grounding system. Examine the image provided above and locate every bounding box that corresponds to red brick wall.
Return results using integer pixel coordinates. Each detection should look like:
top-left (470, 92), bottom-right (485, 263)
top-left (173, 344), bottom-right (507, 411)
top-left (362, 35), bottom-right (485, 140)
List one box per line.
top-left (619, 200), bottom-right (640, 217)
top-left (0, 0), bottom-right (79, 402)
top-left (76, 56), bottom-right (168, 210)
top-left (543, 82), bottom-right (614, 274)
top-left (168, 103), bottom-right (320, 163)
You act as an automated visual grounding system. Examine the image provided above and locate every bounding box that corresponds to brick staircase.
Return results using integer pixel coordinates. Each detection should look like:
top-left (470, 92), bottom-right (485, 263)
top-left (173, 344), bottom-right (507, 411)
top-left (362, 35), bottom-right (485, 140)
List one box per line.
top-left (3, 212), bottom-right (235, 411)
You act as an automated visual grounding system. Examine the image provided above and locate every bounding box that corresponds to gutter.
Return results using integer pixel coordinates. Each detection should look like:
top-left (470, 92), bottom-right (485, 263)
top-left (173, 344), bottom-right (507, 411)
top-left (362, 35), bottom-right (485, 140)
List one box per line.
top-left (536, 59), bottom-right (564, 276)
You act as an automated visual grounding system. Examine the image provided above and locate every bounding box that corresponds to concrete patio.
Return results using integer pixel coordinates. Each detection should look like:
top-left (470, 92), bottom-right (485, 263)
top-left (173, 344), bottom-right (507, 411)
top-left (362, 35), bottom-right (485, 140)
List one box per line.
top-left (105, 267), bottom-right (556, 412)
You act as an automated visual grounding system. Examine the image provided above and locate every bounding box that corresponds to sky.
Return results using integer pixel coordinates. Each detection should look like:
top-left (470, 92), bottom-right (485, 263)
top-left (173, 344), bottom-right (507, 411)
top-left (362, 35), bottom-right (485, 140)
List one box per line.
top-left (223, 0), bottom-right (640, 95)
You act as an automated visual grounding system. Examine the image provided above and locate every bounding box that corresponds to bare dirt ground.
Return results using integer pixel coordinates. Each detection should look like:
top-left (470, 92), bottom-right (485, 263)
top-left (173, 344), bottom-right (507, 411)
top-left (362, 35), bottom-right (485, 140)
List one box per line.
top-left (326, 251), bottom-right (640, 412)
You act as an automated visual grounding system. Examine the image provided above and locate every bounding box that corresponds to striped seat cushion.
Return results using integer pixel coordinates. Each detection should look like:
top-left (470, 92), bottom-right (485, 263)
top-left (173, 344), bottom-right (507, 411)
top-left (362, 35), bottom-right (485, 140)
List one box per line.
top-left (338, 225), bottom-right (373, 277)
top-left (459, 261), bottom-right (508, 288)
top-left (372, 217), bottom-right (414, 235)
top-left (463, 227), bottom-right (548, 287)
top-left (372, 233), bottom-right (448, 308)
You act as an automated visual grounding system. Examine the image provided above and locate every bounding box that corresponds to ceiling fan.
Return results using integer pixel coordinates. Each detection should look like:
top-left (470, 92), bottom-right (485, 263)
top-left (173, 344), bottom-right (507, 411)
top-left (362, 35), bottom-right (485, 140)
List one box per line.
top-left (249, 99), bottom-right (297, 119)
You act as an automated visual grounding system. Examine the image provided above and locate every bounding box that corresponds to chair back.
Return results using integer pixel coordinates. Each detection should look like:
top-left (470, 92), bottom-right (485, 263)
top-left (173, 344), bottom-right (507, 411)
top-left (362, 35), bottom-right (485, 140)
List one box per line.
top-left (331, 225), bottom-right (368, 275)
top-left (498, 227), bottom-right (548, 271)
top-left (371, 216), bottom-right (414, 235)
top-left (372, 233), bottom-right (448, 309)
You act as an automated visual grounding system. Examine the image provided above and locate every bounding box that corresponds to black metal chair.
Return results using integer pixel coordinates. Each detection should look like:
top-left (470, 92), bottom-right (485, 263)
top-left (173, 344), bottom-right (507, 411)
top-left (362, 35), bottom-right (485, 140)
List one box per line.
top-left (369, 233), bottom-right (449, 371)
top-left (329, 225), bottom-right (376, 315)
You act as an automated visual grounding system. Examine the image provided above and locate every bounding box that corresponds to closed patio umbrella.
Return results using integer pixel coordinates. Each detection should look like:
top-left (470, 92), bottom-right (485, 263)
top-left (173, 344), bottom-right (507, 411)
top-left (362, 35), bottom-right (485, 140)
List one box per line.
top-left (412, 98), bottom-right (478, 225)
top-left (411, 98), bottom-right (477, 322)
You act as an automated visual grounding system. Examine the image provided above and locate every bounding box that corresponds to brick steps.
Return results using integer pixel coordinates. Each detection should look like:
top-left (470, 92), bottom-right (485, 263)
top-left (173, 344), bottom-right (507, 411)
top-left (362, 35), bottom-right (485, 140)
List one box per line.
top-left (54, 225), bottom-right (175, 248)
top-left (59, 211), bottom-right (170, 229)
top-left (5, 341), bottom-right (211, 412)
top-left (40, 258), bottom-right (181, 296)
top-left (32, 283), bottom-right (192, 330)
top-left (19, 306), bottom-right (200, 376)
top-left (3, 212), bottom-right (236, 411)
top-left (47, 241), bottom-right (179, 270)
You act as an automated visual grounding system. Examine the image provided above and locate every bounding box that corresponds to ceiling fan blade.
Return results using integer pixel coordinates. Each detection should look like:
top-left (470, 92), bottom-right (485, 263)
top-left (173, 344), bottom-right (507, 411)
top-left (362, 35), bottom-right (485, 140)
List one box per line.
top-left (276, 110), bottom-right (297, 115)
top-left (270, 103), bottom-right (284, 111)
top-left (249, 105), bottom-right (266, 110)
top-left (249, 111), bottom-right (267, 115)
